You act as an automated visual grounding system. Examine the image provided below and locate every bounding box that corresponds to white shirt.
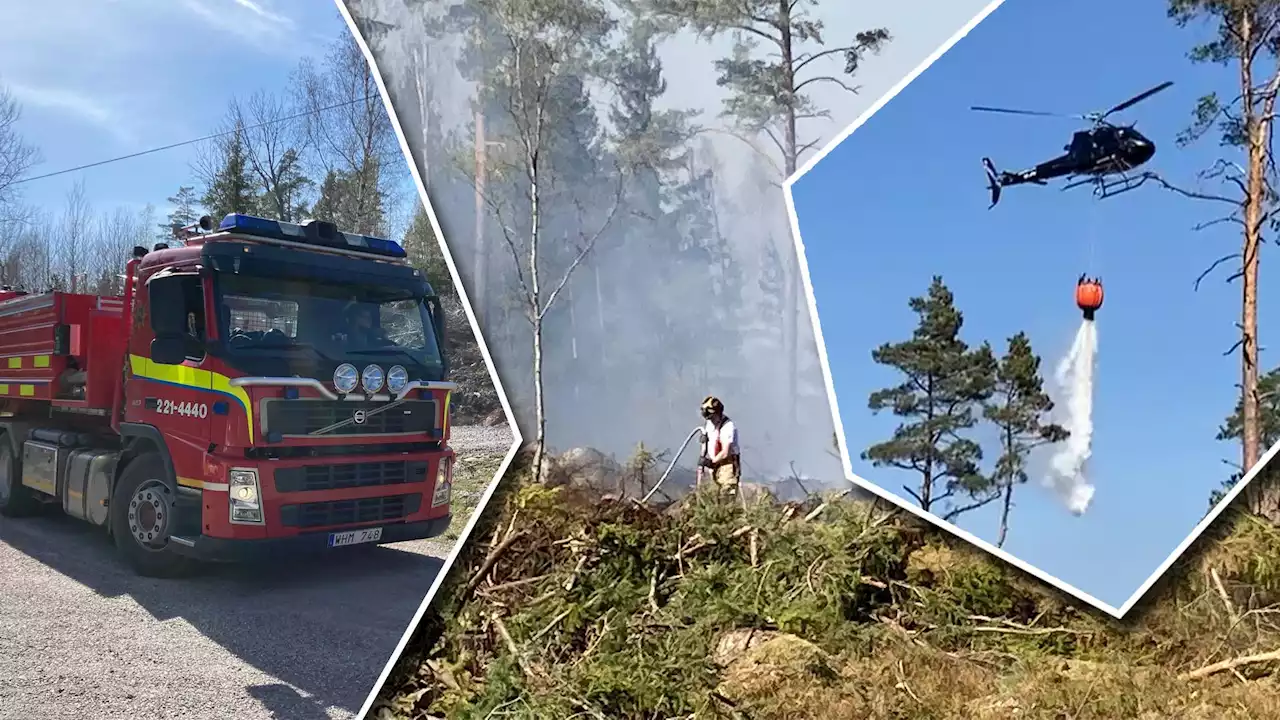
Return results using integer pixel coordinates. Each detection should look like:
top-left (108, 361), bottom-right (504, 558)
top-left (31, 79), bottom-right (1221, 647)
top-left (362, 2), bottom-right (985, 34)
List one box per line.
top-left (703, 418), bottom-right (739, 459)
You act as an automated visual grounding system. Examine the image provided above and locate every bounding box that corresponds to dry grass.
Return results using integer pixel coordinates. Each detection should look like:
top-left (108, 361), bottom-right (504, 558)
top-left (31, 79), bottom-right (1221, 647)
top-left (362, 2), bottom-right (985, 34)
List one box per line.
top-left (370, 455), bottom-right (1280, 720)
top-left (440, 453), bottom-right (508, 543)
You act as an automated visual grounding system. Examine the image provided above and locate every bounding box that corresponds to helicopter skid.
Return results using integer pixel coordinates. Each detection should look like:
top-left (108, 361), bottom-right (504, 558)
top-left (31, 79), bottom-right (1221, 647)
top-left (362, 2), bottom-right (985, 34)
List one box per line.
top-left (1062, 171), bottom-right (1148, 199)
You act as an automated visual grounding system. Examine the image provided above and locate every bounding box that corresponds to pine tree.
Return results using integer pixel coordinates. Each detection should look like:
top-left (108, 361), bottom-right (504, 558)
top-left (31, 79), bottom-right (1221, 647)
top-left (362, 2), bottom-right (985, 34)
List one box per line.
top-left (257, 147), bottom-right (311, 222)
top-left (984, 332), bottom-right (1068, 547)
top-left (445, 0), bottom-right (618, 483)
top-left (403, 205), bottom-right (452, 298)
top-left (310, 170), bottom-right (349, 228)
top-left (640, 0), bottom-right (891, 427)
top-left (1165, 1), bottom-right (1280, 519)
top-left (200, 124), bottom-right (259, 222)
top-left (1210, 366), bottom-right (1280, 508)
top-left (162, 186), bottom-right (201, 240)
top-left (863, 277), bottom-right (997, 519)
top-left (604, 16), bottom-right (708, 405)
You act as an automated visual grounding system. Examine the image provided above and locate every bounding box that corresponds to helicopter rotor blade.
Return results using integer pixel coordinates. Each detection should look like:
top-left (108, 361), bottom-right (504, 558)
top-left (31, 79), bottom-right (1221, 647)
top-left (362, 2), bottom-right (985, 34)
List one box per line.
top-left (1101, 81), bottom-right (1174, 120)
top-left (970, 105), bottom-right (1083, 119)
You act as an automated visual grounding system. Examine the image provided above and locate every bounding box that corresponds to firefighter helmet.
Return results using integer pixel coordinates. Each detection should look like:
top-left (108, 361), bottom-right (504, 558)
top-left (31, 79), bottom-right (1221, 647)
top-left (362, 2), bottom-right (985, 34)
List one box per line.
top-left (700, 395), bottom-right (724, 418)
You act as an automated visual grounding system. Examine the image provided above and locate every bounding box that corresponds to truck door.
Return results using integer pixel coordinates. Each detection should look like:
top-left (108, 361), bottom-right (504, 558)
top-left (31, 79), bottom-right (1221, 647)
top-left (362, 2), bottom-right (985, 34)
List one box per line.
top-left (139, 272), bottom-right (213, 446)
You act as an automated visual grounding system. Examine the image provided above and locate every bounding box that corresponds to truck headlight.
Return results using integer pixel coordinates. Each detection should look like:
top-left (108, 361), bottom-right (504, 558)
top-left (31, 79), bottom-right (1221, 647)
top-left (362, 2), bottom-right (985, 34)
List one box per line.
top-left (229, 468), bottom-right (263, 524)
top-left (386, 365), bottom-right (408, 394)
top-left (333, 363), bottom-right (359, 394)
top-left (431, 457), bottom-right (452, 508)
top-left (361, 364), bottom-right (384, 394)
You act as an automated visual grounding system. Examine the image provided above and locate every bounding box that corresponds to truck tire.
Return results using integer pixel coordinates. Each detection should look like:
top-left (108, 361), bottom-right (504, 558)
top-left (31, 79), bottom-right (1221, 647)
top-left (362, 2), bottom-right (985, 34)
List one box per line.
top-left (0, 435), bottom-right (39, 518)
top-left (110, 453), bottom-right (194, 578)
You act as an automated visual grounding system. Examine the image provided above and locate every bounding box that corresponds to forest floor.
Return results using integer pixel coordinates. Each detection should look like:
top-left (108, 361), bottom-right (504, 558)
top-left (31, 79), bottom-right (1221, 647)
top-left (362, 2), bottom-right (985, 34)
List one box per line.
top-left (370, 452), bottom-right (1280, 719)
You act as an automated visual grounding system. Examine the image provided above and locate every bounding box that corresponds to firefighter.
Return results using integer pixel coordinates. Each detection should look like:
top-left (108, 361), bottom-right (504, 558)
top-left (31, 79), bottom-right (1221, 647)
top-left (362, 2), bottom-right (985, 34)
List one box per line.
top-left (698, 396), bottom-right (741, 501)
top-left (338, 302), bottom-right (389, 347)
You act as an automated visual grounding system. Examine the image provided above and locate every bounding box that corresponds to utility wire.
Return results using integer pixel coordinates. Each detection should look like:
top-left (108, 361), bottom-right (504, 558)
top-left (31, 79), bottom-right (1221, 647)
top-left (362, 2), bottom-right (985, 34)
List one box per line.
top-left (13, 94), bottom-right (380, 186)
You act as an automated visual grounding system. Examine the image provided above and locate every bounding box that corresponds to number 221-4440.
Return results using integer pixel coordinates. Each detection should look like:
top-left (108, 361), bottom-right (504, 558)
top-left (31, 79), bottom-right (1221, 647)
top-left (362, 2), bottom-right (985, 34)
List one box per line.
top-left (156, 399), bottom-right (209, 419)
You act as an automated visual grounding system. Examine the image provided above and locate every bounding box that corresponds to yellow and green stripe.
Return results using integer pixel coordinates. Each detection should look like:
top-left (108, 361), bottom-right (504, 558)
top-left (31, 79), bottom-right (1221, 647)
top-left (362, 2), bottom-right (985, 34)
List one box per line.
top-left (127, 354), bottom-right (254, 438)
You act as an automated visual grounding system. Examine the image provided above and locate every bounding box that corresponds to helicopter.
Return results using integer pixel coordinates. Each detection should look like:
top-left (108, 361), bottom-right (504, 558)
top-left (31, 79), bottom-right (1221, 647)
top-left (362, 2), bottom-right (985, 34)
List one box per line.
top-left (973, 81), bottom-right (1173, 208)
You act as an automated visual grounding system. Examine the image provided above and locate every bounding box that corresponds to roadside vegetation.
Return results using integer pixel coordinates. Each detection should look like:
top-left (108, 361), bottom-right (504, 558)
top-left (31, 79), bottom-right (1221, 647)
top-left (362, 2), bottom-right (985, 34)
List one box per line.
top-left (440, 453), bottom-right (509, 544)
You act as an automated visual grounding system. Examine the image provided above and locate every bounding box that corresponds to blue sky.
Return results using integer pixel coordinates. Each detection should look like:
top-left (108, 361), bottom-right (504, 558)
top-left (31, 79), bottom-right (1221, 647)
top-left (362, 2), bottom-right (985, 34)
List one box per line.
top-left (1, 0), bottom-right (411, 231)
top-left (791, 0), bottom-right (1275, 609)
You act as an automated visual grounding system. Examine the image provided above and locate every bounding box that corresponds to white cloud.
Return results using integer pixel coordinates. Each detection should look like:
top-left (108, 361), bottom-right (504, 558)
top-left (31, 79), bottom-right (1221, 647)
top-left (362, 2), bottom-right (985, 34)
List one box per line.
top-left (232, 0), bottom-right (294, 26)
top-left (181, 0), bottom-right (296, 42)
top-left (6, 83), bottom-right (135, 147)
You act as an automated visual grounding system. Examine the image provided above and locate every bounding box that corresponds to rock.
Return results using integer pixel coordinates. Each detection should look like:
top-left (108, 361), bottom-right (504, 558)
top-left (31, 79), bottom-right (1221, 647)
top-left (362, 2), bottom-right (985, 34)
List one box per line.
top-left (538, 447), bottom-right (622, 493)
top-left (907, 543), bottom-right (980, 584)
top-left (716, 633), bottom-right (840, 704)
top-left (738, 482), bottom-right (775, 506)
top-left (966, 696), bottom-right (1023, 719)
top-left (481, 409), bottom-right (507, 427)
top-left (712, 629), bottom-right (782, 666)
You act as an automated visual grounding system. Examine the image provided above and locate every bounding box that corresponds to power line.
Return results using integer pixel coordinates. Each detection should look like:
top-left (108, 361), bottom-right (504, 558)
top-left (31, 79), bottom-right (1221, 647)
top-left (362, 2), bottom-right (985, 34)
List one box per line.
top-left (14, 94), bottom-right (380, 186)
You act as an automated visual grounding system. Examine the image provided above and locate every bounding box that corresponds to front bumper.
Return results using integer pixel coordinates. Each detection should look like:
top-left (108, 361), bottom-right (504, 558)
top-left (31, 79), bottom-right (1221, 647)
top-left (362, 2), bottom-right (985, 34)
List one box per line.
top-left (169, 514), bottom-right (452, 562)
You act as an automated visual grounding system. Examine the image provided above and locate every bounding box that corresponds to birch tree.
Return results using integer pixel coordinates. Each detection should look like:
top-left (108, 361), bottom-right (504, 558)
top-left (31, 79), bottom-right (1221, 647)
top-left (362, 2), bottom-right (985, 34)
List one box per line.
top-left (294, 33), bottom-right (397, 235)
top-left (451, 0), bottom-right (623, 481)
top-left (0, 85), bottom-right (38, 232)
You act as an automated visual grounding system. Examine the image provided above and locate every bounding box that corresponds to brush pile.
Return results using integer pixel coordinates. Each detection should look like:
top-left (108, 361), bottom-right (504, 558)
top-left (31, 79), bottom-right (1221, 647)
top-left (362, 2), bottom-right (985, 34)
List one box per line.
top-left (372, 455), bottom-right (1280, 719)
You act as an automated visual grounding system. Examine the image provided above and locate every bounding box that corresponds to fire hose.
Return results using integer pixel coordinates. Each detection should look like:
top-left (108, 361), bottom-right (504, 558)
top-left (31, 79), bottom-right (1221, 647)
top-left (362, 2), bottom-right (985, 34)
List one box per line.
top-left (640, 426), bottom-right (705, 504)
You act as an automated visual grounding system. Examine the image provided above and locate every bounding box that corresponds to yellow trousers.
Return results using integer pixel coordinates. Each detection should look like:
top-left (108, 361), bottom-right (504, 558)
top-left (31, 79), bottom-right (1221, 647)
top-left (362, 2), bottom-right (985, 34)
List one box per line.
top-left (711, 461), bottom-right (740, 497)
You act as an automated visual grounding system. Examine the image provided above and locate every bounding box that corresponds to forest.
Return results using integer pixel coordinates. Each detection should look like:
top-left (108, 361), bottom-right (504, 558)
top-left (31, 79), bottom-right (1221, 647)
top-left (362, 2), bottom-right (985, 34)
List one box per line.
top-left (350, 0), bottom-right (893, 481)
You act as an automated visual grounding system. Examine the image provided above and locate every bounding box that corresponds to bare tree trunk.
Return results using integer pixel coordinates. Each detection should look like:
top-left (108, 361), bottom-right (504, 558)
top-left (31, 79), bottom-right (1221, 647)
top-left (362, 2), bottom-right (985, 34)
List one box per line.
top-left (566, 252), bottom-right (580, 403)
top-left (474, 107), bottom-right (488, 329)
top-left (779, 0), bottom-right (800, 427)
top-left (1237, 12), bottom-right (1274, 520)
top-left (919, 383), bottom-right (936, 513)
top-left (528, 153), bottom-right (547, 484)
top-left (414, 45), bottom-right (431, 182)
top-left (1242, 160), bottom-right (1268, 517)
top-left (996, 480), bottom-right (1013, 548)
top-left (594, 262), bottom-right (607, 366)
top-left (1243, 142), bottom-right (1262, 473)
top-left (532, 312), bottom-right (546, 480)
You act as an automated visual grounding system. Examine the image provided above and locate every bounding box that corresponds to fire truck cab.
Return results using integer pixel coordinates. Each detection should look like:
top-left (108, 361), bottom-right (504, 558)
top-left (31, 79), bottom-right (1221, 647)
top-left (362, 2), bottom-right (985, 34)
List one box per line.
top-left (0, 213), bottom-right (456, 577)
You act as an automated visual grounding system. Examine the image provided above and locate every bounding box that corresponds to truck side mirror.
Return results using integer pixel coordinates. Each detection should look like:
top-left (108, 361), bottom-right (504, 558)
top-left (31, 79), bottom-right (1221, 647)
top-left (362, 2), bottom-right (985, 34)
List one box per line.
top-left (150, 337), bottom-right (187, 366)
top-left (147, 276), bottom-right (188, 336)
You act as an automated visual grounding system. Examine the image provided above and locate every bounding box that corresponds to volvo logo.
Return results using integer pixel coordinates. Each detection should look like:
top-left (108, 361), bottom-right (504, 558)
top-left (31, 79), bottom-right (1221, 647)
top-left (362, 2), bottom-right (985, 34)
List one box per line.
top-left (352, 410), bottom-right (367, 425)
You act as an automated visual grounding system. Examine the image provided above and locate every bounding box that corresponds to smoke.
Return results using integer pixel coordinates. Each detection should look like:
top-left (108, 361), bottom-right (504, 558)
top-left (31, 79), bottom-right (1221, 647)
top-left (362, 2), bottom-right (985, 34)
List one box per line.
top-left (1044, 320), bottom-right (1098, 515)
top-left (342, 0), bottom-right (994, 487)
top-left (339, 0), bottom-right (866, 483)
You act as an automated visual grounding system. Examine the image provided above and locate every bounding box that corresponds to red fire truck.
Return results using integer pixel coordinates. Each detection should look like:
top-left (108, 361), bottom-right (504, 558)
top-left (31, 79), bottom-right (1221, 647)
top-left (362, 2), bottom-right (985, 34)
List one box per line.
top-left (0, 213), bottom-right (456, 577)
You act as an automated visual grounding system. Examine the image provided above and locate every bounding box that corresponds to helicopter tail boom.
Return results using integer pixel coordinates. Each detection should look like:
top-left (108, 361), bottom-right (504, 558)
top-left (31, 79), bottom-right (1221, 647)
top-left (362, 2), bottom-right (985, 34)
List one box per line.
top-left (983, 157), bottom-right (1003, 208)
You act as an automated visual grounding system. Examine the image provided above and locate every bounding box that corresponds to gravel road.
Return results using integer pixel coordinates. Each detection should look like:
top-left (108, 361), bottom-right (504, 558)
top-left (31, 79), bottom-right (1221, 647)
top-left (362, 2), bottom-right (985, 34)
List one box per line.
top-left (0, 425), bottom-right (515, 720)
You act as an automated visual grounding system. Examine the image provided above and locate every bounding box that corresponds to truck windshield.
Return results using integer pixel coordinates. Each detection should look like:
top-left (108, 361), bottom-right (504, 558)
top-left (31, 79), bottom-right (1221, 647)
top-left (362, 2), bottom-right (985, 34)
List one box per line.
top-left (214, 273), bottom-right (445, 380)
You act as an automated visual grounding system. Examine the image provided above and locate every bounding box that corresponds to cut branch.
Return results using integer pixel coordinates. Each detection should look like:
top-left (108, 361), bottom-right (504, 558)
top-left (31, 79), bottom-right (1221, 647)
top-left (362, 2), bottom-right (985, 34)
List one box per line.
top-left (1180, 648), bottom-right (1280, 680)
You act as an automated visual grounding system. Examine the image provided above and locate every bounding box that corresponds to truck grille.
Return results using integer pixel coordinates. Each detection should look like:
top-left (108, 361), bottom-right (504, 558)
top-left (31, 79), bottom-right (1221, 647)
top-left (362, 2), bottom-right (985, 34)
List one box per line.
top-left (279, 493), bottom-right (422, 529)
top-left (262, 399), bottom-right (436, 437)
top-left (274, 460), bottom-right (430, 493)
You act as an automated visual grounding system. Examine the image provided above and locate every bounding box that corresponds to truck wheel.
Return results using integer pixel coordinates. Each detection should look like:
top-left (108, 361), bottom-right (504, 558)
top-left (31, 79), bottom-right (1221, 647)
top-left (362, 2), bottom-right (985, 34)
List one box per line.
top-left (0, 436), bottom-right (38, 518)
top-left (110, 453), bottom-right (194, 578)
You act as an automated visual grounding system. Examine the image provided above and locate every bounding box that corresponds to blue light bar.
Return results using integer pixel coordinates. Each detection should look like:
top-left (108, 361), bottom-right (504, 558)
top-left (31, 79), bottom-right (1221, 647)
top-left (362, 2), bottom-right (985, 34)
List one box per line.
top-left (216, 214), bottom-right (408, 260)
